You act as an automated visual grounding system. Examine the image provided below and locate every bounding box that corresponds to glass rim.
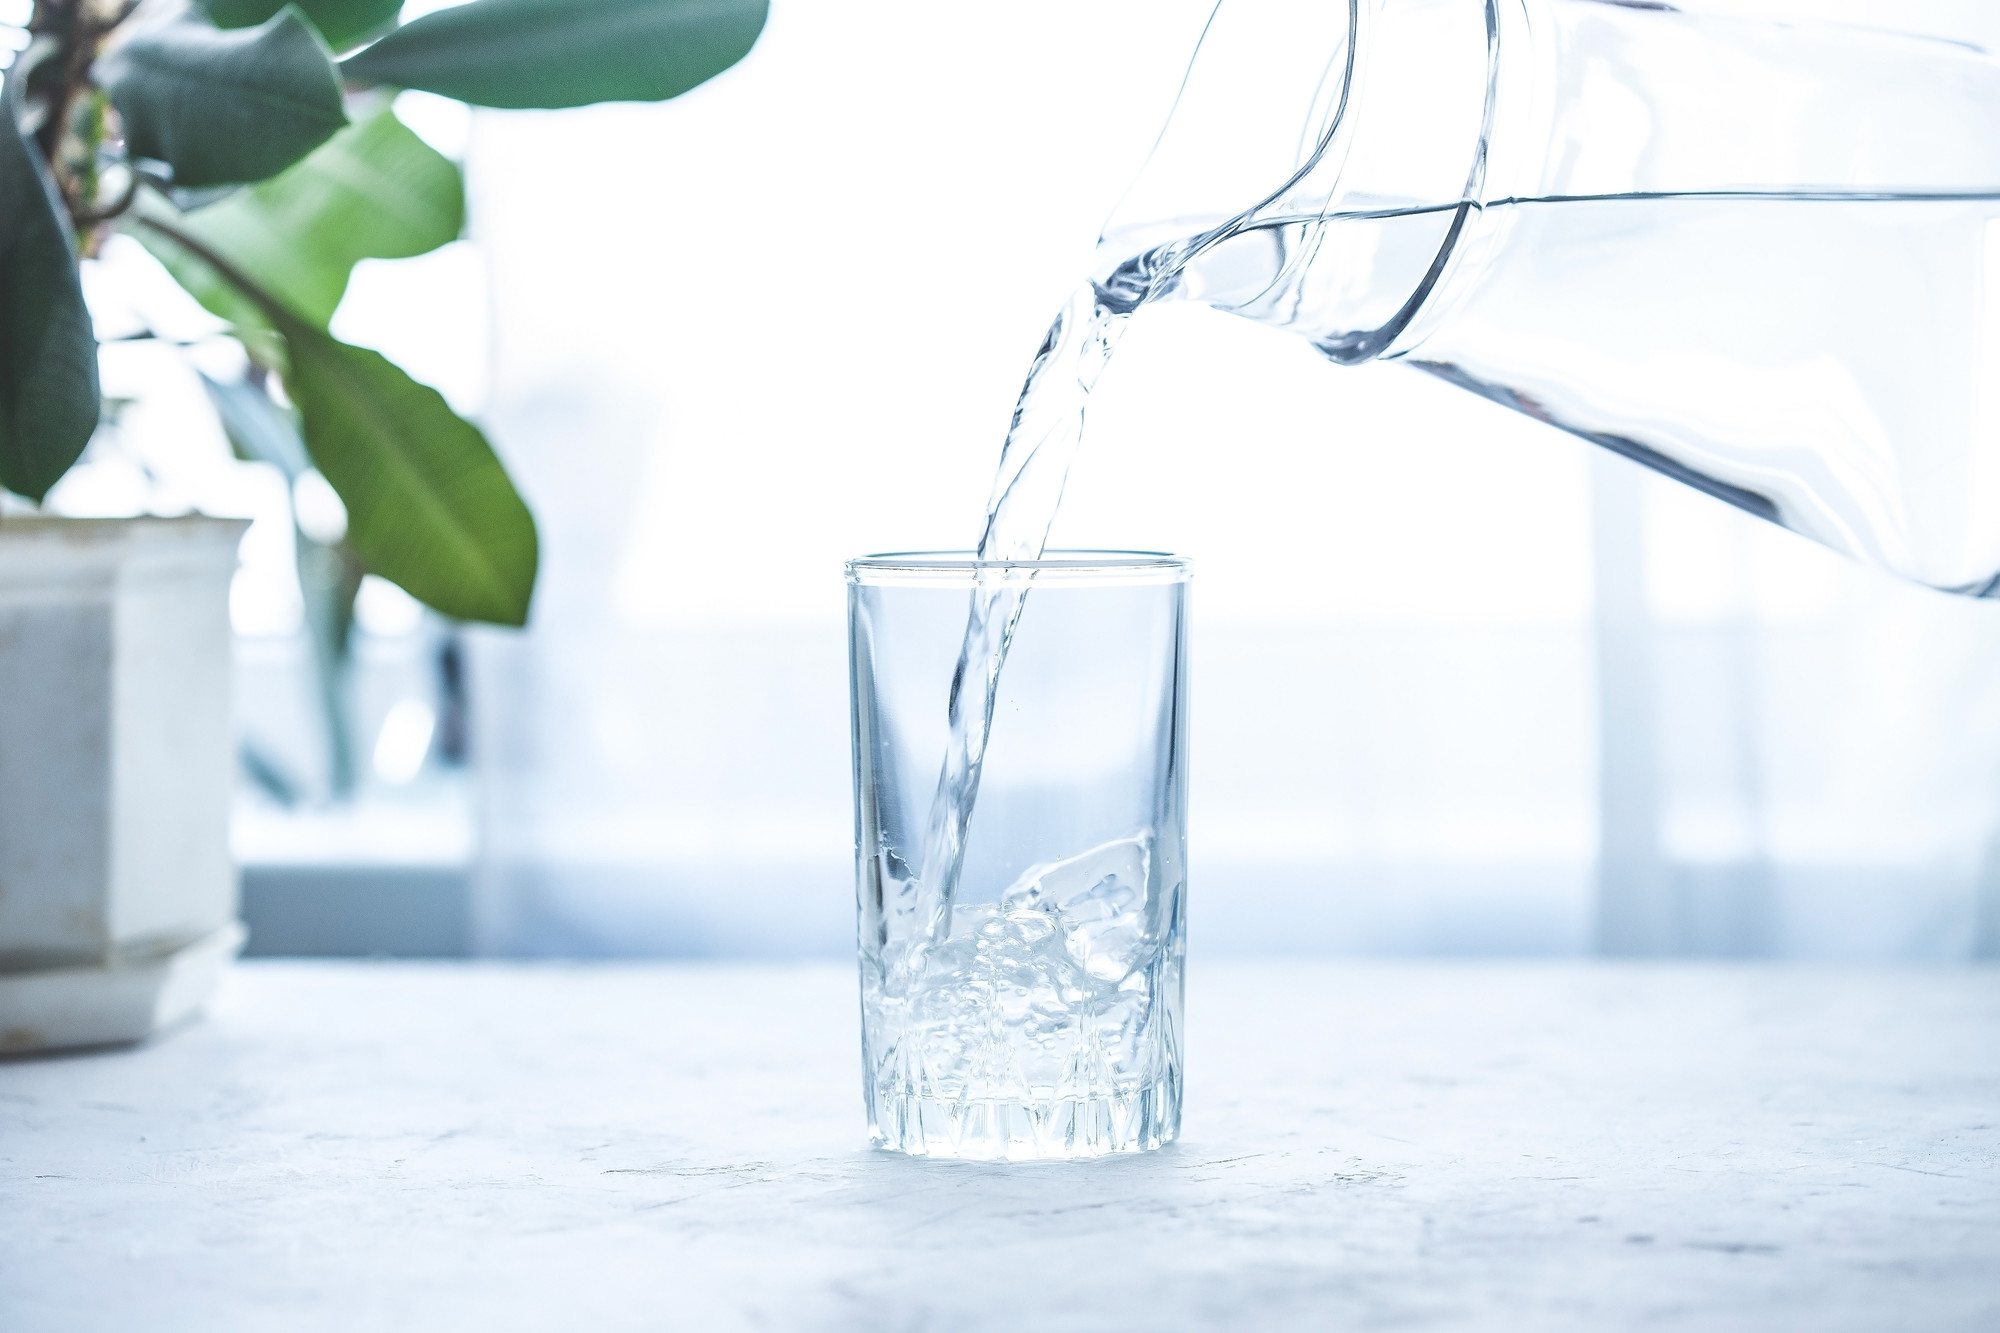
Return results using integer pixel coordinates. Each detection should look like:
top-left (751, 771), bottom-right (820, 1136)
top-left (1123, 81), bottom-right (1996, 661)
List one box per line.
top-left (846, 549), bottom-right (1192, 586)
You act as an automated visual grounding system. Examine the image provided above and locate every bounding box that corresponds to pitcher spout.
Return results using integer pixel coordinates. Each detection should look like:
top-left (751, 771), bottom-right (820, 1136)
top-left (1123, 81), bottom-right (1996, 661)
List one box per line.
top-left (1095, 0), bottom-right (1505, 355)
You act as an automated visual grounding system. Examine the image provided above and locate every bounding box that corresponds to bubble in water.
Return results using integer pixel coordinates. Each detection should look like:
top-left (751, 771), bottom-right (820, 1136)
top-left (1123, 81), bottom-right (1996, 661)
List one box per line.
top-left (893, 903), bottom-right (1102, 1098)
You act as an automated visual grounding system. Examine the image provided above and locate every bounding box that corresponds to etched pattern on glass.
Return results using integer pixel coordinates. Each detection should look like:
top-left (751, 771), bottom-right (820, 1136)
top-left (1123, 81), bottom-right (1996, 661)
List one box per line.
top-left (861, 834), bottom-right (1184, 1160)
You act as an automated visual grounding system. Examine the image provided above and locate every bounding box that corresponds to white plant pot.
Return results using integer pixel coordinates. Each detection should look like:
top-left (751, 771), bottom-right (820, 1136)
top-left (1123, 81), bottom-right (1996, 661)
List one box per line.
top-left (0, 516), bottom-right (248, 1052)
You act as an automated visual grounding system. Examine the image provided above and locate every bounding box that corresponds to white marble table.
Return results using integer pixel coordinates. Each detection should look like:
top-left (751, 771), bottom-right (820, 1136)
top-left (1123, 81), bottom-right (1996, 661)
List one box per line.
top-left (3, 961), bottom-right (1996, 1331)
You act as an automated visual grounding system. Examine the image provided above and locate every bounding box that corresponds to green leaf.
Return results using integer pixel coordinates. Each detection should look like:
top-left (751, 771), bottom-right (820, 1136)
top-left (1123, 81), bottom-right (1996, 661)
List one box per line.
top-left (98, 8), bottom-right (347, 188)
top-left (125, 188), bottom-right (286, 368)
top-left (203, 367), bottom-right (365, 790)
top-left (343, 0), bottom-right (767, 109)
top-left (198, 0), bottom-right (405, 54)
top-left (137, 212), bottom-right (536, 625)
top-left (202, 369), bottom-right (311, 478)
top-left (128, 104), bottom-right (461, 333)
top-left (275, 316), bottom-right (537, 625)
top-left (0, 81), bottom-right (99, 501)
top-left (295, 534), bottom-right (367, 790)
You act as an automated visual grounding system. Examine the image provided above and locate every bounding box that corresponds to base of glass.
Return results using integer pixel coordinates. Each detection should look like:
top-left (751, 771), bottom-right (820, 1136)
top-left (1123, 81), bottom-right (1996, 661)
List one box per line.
top-left (868, 1079), bottom-right (1180, 1161)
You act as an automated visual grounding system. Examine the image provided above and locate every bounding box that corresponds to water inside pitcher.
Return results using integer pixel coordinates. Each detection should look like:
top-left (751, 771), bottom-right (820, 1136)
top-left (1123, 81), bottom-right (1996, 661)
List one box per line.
top-left (1094, 0), bottom-right (2000, 593)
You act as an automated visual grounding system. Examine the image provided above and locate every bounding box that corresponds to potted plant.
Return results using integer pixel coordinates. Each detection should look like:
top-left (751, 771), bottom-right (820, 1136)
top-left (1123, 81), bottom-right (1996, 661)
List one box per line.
top-left (0, 0), bottom-right (766, 1050)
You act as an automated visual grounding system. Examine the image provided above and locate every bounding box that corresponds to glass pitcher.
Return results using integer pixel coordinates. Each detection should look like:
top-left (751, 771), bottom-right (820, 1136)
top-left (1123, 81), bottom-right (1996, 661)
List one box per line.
top-left (1092, 0), bottom-right (2000, 593)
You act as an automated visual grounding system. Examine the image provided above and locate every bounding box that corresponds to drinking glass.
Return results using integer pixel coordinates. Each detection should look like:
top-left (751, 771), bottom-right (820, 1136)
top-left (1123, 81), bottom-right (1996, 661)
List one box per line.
top-left (847, 550), bottom-right (1191, 1160)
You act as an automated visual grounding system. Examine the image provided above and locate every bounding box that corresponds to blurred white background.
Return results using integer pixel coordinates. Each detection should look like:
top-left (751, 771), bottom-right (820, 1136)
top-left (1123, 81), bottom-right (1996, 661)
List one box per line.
top-left (78, 0), bottom-right (2000, 959)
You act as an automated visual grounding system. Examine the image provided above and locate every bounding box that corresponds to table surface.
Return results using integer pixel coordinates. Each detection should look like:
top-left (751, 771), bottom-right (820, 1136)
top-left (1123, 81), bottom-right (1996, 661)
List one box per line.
top-left (3, 961), bottom-right (1997, 1332)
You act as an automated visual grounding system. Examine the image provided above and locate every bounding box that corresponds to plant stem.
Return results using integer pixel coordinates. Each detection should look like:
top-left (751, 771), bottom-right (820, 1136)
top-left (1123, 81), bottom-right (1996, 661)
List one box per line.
top-left (26, 0), bottom-right (135, 240)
